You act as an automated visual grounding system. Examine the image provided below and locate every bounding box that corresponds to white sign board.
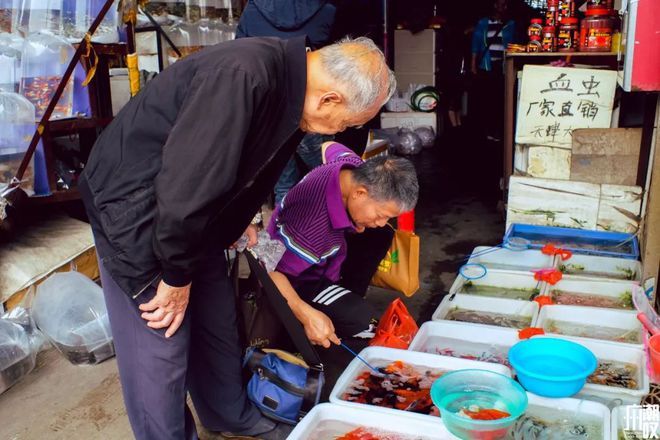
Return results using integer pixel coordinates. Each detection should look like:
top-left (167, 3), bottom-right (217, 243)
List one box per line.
top-left (516, 65), bottom-right (617, 149)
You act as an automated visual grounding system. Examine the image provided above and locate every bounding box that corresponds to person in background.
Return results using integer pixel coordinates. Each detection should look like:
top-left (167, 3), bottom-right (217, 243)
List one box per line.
top-left (268, 142), bottom-right (419, 347)
top-left (79, 36), bottom-right (393, 440)
top-left (471, 0), bottom-right (515, 141)
top-left (236, 0), bottom-right (336, 204)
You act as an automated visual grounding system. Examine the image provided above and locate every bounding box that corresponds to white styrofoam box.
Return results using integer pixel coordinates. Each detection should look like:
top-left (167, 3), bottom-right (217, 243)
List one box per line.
top-left (507, 176), bottom-right (600, 230)
top-left (329, 346), bottom-right (511, 423)
top-left (136, 31), bottom-right (159, 55)
top-left (514, 144), bottom-right (572, 180)
top-left (611, 405), bottom-right (648, 440)
top-left (381, 111), bottom-right (437, 133)
top-left (289, 403), bottom-right (455, 440)
top-left (137, 54), bottom-right (161, 74)
top-left (532, 335), bottom-right (648, 406)
top-left (449, 270), bottom-right (544, 301)
top-left (536, 305), bottom-right (643, 348)
top-left (521, 394), bottom-right (611, 440)
top-left (467, 246), bottom-right (554, 272)
top-left (109, 68), bottom-right (131, 116)
top-left (557, 253), bottom-right (643, 282)
top-left (395, 29), bottom-right (436, 54)
top-left (596, 184), bottom-right (643, 233)
top-left (409, 321), bottom-right (520, 365)
top-left (546, 278), bottom-right (639, 311)
top-left (432, 294), bottom-right (539, 330)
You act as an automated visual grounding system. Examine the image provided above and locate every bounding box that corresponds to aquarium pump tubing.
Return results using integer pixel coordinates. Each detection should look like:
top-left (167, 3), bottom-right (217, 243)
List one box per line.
top-left (13, 0), bottom-right (116, 184)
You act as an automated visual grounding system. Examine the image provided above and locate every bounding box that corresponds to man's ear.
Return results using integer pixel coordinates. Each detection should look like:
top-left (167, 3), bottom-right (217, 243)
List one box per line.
top-left (352, 185), bottom-right (369, 200)
top-left (319, 90), bottom-right (344, 108)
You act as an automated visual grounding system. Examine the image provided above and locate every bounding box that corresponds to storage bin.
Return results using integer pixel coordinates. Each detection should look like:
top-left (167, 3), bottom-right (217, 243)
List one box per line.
top-left (510, 394), bottom-right (611, 440)
top-left (532, 335), bottom-right (648, 406)
top-left (329, 346), bottom-right (511, 423)
top-left (546, 278), bottom-right (639, 311)
top-left (449, 270), bottom-right (543, 301)
top-left (289, 403), bottom-right (453, 440)
top-left (536, 304), bottom-right (643, 348)
top-left (504, 223), bottom-right (639, 259)
top-left (556, 253), bottom-right (642, 282)
top-left (409, 321), bottom-right (520, 367)
top-left (432, 294), bottom-right (540, 330)
top-left (467, 246), bottom-right (554, 272)
top-left (611, 405), bottom-right (646, 440)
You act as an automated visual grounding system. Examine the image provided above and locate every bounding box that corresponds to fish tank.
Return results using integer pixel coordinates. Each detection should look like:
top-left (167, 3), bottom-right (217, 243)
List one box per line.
top-left (453, 271), bottom-right (542, 301)
top-left (19, 32), bottom-right (74, 120)
top-left (504, 224), bottom-right (639, 259)
top-left (0, 91), bottom-right (49, 195)
top-left (62, 0), bottom-right (118, 43)
top-left (15, 0), bottom-right (63, 35)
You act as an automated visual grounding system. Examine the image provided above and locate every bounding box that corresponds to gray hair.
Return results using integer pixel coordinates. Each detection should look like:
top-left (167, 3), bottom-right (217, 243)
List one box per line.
top-left (351, 155), bottom-right (419, 212)
top-left (317, 36), bottom-right (397, 114)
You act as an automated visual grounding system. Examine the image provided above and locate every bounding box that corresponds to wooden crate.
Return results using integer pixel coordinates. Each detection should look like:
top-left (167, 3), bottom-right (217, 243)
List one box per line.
top-left (571, 128), bottom-right (642, 186)
top-left (1, 216), bottom-right (98, 310)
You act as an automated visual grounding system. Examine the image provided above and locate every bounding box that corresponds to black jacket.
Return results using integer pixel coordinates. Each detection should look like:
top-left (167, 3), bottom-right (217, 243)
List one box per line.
top-left (236, 0), bottom-right (335, 49)
top-left (81, 36), bottom-right (307, 298)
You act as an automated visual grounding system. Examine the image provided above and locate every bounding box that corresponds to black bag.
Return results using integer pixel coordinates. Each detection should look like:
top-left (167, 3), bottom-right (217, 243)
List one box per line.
top-left (242, 250), bottom-right (325, 424)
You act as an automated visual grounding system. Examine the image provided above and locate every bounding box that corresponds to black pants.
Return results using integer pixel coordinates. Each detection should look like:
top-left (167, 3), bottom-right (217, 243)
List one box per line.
top-left (340, 226), bottom-right (395, 297)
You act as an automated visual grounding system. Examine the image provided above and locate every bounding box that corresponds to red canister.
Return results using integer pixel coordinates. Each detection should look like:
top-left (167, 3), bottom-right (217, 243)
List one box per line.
top-left (557, 17), bottom-right (579, 52)
top-left (557, 0), bottom-right (574, 23)
top-left (528, 18), bottom-right (543, 39)
top-left (541, 26), bottom-right (556, 52)
top-left (587, 0), bottom-right (613, 9)
top-left (580, 9), bottom-right (614, 52)
top-left (545, 0), bottom-right (558, 26)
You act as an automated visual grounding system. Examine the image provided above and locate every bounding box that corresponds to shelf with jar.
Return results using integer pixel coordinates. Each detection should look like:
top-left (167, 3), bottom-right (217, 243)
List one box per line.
top-left (516, 0), bottom-right (620, 55)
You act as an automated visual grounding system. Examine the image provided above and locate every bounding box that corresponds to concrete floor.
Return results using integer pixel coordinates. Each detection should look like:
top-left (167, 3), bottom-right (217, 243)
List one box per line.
top-left (0, 127), bottom-right (506, 439)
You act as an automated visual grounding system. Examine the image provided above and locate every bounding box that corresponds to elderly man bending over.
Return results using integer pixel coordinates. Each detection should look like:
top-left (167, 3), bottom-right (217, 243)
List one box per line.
top-left (268, 142), bottom-right (419, 348)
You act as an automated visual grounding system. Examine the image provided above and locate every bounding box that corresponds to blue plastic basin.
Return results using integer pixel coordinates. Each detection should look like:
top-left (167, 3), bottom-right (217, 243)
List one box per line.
top-left (508, 338), bottom-right (597, 398)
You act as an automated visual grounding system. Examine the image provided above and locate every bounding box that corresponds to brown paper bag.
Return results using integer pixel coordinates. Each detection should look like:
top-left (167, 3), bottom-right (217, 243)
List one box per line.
top-left (371, 230), bottom-right (420, 297)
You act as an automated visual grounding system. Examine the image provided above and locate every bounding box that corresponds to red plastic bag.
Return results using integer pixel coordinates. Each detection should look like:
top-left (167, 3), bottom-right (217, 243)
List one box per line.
top-left (369, 299), bottom-right (419, 349)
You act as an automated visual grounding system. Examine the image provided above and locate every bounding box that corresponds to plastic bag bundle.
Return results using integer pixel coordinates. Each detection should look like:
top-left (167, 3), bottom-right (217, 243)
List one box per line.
top-left (236, 229), bottom-right (286, 273)
top-left (396, 129), bottom-right (423, 155)
top-left (33, 272), bottom-right (114, 365)
top-left (414, 126), bottom-right (436, 148)
top-left (0, 319), bottom-right (35, 394)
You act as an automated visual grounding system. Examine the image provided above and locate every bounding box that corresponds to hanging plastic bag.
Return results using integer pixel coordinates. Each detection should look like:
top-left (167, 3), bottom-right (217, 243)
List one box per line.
top-left (369, 299), bottom-right (419, 349)
top-left (0, 288), bottom-right (46, 395)
top-left (33, 272), bottom-right (114, 365)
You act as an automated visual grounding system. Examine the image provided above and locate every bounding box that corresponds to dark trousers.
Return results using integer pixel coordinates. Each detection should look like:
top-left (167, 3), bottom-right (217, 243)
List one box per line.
top-left (97, 251), bottom-right (262, 439)
top-left (340, 226), bottom-right (395, 297)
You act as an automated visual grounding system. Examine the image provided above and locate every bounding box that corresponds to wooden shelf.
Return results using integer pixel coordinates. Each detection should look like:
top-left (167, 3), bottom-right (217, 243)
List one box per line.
top-left (29, 188), bottom-right (81, 204)
top-left (45, 117), bottom-right (113, 135)
top-left (506, 51), bottom-right (617, 57)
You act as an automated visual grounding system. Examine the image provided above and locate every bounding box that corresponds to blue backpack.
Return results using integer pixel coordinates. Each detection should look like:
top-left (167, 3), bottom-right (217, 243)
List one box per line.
top-left (244, 251), bottom-right (325, 425)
